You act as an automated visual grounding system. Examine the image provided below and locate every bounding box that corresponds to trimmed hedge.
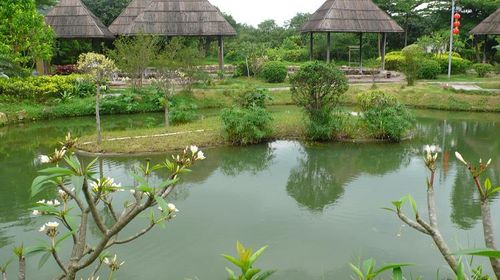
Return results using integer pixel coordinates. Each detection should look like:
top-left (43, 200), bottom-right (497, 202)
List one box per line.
top-left (473, 63), bottom-right (494, 77)
top-left (379, 51), bottom-right (471, 75)
top-left (418, 59), bottom-right (441, 79)
top-left (260, 61), bottom-right (288, 83)
top-left (0, 74), bottom-right (94, 101)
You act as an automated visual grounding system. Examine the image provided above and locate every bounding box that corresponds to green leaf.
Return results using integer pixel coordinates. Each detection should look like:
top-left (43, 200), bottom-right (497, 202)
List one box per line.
top-left (31, 175), bottom-right (59, 197)
top-left (453, 249), bottom-right (500, 259)
top-left (488, 187), bottom-right (500, 196)
top-left (38, 252), bottom-right (51, 269)
top-left (55, 231), bottom-right (74, 247)
top-left (25, 244), bottom-right (50, 256)
top-left (225, 267), bottom-right (237, 280)
top-left (349, 263), bottom-right (365, 279)
top-left (407, 195), bottom-right (418, 216)
top-left (392, 267), bottom-right (403, 280)
top-left (85, 157), bottom-right (99, 173)
top-left (64, 155), bottom-right (82, 174)
top-left (245, 268), bottom-right (261, 279)
top-left (374, 263), bottom-right (412, 276)
top-left (391, 200), bottom-right (403, 211)
top-left (71, 176), bottom-right (84, 192)
top-left (362, 258), bottom-right (375, 276)
top-left (38, 167), bottom-right (74, 176)
top-left (484, 178), bottom-right (492, 191)
top-left (254, 270), bottom-right (275, 280)
top-left (222, 254), bottom-right (243, 268)
top-left (157, 178), bottom-right (179, 189)
top-left (249, 245), bottom-right (268, 265)
top-left (456, 260), bottom-right (465, 280)
top-left (154, 196), bottom-right (168, 212)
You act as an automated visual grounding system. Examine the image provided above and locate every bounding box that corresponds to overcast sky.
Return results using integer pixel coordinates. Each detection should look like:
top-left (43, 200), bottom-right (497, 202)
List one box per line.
top-left (210, 0), bottom-right (326, 27)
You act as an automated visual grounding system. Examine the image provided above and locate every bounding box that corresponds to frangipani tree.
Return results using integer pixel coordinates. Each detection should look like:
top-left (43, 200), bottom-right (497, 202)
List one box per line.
top-left (1, 134), bottom-right (206, 280)
top-left (77, 53), bottom-right (116, 144)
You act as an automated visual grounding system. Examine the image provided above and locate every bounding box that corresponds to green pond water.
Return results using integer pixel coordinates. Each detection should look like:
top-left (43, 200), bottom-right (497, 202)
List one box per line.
top-left (0, 109), bottom-right (499, 279)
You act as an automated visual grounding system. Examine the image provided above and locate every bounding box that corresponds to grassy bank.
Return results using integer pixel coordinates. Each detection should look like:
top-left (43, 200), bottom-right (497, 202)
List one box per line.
top-left (77, 106), bottom-right (371, 154)
top-left (1, 78), bottom-right (499, 126)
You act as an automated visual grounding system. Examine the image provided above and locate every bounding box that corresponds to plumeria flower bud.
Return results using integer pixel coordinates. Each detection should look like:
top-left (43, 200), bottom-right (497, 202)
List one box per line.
top-left (103, 255), bottom-right (125, 271)
top-left (196, 151), bottom-right (206, 161)
top-left (32, 210), bottom-right (41, 216)
top-left (37, 200), bottom-right (47, 204)
top-left (39, 155), bottom-right (51, 164)
top-left (486, 158), bottom-right (492, 167)
top-left (455, 152), bottom-right (468, 166)
top-left (190, 145), bottom-right (199, 155)
top-left (40, 222), bottom-right (59, 238)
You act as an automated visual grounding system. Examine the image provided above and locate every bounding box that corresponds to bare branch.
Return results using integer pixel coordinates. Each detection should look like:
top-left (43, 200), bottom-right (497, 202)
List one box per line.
top-left (396, 211), bottom-right (429, 235)
top-left (107, 223), bottom-right (155, 248)
top-left (52, 250), bottom-right (68, 275)
top-left (82, 179), bottom-right (108, 235)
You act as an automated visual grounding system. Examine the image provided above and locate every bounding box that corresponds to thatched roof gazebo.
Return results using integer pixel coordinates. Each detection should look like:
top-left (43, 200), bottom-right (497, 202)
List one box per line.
top-left (301, 0), bottom-right (403, 70)
top-left (470, 8), bottom-right (500, 35)
top-left (109, 0), bottom-right (152, 35)
top-left (113, 0), bottom-right (237, 72)
top-left (45, 0), bottom-right (114, 39)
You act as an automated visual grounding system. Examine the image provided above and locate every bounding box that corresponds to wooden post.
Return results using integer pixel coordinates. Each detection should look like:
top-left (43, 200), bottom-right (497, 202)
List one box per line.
top-left (483, 35), bottom-right (487, 63)
top-left (309, 32), bottom-right (314, 61)
top-left (218, 36), bottom-right (225, 73)
top-left (326, 32), bottom-right (331, 63)
top-left (381, 33), bottom-right (387, 71)
top-left (359, 33), bottom-right (363, 73)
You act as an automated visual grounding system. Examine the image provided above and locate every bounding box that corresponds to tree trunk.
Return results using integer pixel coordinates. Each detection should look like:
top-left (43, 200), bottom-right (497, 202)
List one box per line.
top-left (96, 84), bottom-right (102, 145)
top-left (474, 36), bottom-right (481, 63)
top-left (164, 92), bottom-right (170, 128)
top-left (404, 14), bottom-right (409, 47)
top-left (245, 57), bottom-right (250, 78)
top-left (18, 256), bottom-right (25, 280)
top-left (480, 199), bottom-right (500, 279)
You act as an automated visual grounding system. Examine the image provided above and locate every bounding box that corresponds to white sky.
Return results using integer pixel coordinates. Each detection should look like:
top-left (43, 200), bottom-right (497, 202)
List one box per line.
top-left (209, 0), bottom-right (326, 27)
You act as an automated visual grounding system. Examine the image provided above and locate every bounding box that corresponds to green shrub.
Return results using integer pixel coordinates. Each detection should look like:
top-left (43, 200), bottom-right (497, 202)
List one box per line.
top-left (357, 90), bottom-right (414, 142)
top-left (473, 63), bottom-right (494, 77)
top-left (170, 100), bottom-right (198, 125)
top-left (234, 61), bottom-right (254, 77)
top-left (418, 59), bottom-right (441, 79)
top-left (237, 88), bottom-right (272, 109)
top-left (283, 49), bottom-right (308, 62)
top-left (433, 55), bottom-right (471, 74)
top-left (379, 51), bottom-right (404, 71)
top-left (290, 61), bottom-right (349, 140)
top-left (260, 61), bottom-right (288, 83)
top-left (221, 107), bottom-right (273, 145)
top-left (0, 74), bottom-right (93, 101)
top-left (402, 45), bottom-right (424, 86)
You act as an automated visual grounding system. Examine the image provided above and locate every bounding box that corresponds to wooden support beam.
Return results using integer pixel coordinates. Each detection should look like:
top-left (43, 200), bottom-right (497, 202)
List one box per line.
top-left (359, 33), bottom-right (363, 73)
top-left (326, 32), bottom-right (331, 63)
top-left (381, 33), bottom-right (387, 71)
top-left (218, 35), bottom-right (224, 74)
top-left (309, 32), bottom-right (314, 61)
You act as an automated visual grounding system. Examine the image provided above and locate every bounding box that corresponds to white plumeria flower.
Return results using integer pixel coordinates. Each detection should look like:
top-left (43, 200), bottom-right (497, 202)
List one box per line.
top-left (58, 189), bottom-right (66, 196)
top-left (455, 152), bottom-right (468, 166)
top-left (46, 222), bottom-right (59, 229)
top-left (39, 225), bottom-right (46, 232)
top-left (130, 189), bottom-right (136, 194)
top-left (190, 145), bottom-right (199, 155)
top-left (103, 257), bottom-right (110, 265)
top-left (196, 151), bottom-right (206, 160)
top-left (32, 210), bottom-right (41, 216)
top-left (167, 203), bottom-right (179, 213)
top-left (39, 155), bottom-right (51, 164)
top-left (37, 200), bottom-right (47, 204)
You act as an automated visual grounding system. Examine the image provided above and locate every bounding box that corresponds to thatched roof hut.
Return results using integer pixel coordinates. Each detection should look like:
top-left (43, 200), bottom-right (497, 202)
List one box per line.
top-left (109, 0), bottom-right (152, 35)
top-left (45, 0), bottom-right (114, 39)
top-left (301, 0), bottom-right (403, 34)
top-left (301, 0), bottom-right (403, 69)
top-left (470, 8), bottom-right (500, 35)
top-left (122, 0), bottom-right (237, 36)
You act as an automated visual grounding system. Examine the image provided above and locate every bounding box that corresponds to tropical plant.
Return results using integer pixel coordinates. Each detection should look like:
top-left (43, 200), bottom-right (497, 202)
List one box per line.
top-left (350, 258), bottom-right (411, 280)
top-left (0, 135), bottom-right (205, 280)
top-left (387, 145), bottom-right (500, 278)
top-left (401, 44), bottom-right (423, 86)
top-left (222, 241), bottom-right (275, 280)
top-left (77, 53), bottom-right (116, 144)
top-left (221, 107), bottom-right (273, 145)
top-left (290, 61), bottom-right (349, 140)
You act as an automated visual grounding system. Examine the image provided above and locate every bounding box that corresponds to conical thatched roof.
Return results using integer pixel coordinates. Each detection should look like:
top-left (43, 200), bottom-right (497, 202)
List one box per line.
top-left (470, 8), bottom-right (500, 35)
top-left (45, 0), bottom-right (114, 38)
top-left (109, 0), bottom-right (152, 35)
top-left (301, 0), bottom-right (404, 33)
top-left (122, 0), bottom-right (237, 36)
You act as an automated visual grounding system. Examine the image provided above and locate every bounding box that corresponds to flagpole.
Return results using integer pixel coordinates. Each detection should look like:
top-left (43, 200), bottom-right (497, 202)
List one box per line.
top-left (447, 0), bottom-right (455, 78)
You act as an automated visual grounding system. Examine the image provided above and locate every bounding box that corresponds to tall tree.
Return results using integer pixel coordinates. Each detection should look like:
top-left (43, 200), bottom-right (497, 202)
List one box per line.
top-left (0, 0), bottom-right (54, 73)
top-left (82, 0), bottom-right (131, 26)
